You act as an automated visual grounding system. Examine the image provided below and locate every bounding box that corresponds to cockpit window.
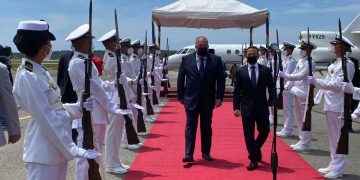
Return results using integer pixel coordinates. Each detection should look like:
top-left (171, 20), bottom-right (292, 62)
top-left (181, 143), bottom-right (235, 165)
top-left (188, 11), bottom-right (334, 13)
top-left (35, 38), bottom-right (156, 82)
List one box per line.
top-left (187, 48), bottom-right (195, 54)
top-left (181, 48), bottom-right (189, 54)
top-left (176, 49), bottom-right (184, 54)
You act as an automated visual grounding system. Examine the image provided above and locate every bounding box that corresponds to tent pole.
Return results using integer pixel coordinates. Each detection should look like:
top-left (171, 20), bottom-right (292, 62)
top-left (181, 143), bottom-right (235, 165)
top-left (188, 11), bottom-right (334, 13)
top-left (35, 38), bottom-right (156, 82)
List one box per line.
top-left (158, 25), bottom-right (161, 49)
top-left (249, 26), bottom-right (253, 46)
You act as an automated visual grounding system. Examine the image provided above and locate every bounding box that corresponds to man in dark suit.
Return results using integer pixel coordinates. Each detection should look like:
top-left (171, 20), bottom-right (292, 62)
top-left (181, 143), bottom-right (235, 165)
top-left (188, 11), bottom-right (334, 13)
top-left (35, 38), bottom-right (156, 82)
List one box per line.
top-left (233, 46), bottom-right (274, 171)
top-left (57, 51), bottom-right (77, 103)
top-left (177, 36), bottom-right (225, 162)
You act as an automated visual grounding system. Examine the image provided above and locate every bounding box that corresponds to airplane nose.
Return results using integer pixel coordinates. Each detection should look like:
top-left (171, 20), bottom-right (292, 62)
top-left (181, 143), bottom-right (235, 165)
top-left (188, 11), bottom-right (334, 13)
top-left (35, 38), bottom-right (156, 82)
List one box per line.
top-left (167, 55), bottom-right (178, 70)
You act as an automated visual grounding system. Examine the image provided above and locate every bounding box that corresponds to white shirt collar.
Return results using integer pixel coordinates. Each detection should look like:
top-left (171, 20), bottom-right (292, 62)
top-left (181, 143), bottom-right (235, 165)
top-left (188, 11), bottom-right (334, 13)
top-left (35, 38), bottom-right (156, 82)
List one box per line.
top-left (248, 62), bottom-right (259, 70)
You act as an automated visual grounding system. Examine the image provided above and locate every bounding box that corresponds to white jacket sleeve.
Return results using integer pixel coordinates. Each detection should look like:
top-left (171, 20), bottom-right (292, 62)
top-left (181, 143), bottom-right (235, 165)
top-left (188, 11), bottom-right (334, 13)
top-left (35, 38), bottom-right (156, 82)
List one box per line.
top-left (13, 72), bottom-right (79, 159)
top-left (285, 63), bottom-right (309, 81)
top-left (314, 62), bottom-right (355, 92)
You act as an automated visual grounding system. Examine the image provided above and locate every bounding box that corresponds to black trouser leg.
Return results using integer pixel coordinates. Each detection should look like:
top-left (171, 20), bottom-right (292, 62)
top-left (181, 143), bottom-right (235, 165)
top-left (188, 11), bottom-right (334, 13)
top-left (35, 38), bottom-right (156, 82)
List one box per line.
top-left (255, 114), bottom-right (270, 160)
top-left (242, 115), bottom-right (259, 162)
top-left (185, 109), bottom-right (200, 156)
top-left (200, 108), bottom-right (213, 155)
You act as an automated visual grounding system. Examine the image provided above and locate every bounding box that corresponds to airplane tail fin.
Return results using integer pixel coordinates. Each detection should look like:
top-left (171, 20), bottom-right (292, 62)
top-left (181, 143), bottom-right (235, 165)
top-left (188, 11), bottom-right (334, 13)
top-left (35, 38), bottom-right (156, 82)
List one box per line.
top-left (343, 13), bottom-right (360, 47)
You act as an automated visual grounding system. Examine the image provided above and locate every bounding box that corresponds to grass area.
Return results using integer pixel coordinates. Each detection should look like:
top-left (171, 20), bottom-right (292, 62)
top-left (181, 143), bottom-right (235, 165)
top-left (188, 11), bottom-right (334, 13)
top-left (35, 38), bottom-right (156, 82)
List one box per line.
top-left (11, 59), bottom-right (59, 70)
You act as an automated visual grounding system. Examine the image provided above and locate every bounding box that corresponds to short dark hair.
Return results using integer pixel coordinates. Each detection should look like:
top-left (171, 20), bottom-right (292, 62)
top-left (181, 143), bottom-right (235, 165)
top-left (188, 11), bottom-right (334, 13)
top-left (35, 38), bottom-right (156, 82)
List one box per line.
top-left (15, 39), bottom-right (47, 57)
top-left (247, 46), bottom-right (259, 52)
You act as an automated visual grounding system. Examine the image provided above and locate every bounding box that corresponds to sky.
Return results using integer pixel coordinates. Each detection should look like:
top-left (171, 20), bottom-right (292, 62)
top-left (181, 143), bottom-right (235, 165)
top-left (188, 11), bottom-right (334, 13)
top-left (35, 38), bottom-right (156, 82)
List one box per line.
top-left (0, 0), bottom-right (359, 52)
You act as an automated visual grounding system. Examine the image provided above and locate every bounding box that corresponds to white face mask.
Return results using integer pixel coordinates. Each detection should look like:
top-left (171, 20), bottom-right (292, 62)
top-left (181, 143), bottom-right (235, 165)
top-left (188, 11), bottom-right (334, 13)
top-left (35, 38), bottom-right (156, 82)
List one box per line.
top-left (91, 44), bottom-right (94, 52)
top-left (281, 50), bottom-right (288, 57)
top-left (329, 45), bottom-right (335, 53)
top-left (300, 50), bottom-right (307, 58)
top-left (345, 51), bottom-right (352, 58)
top-left (137, 48), bottom-right (144, 55)
top-left (128, 47), bottom-right (134, 55)
top-left (43, 46), bottom-right (52, 61)
top-left (156, 50), bottom-right (161, 56)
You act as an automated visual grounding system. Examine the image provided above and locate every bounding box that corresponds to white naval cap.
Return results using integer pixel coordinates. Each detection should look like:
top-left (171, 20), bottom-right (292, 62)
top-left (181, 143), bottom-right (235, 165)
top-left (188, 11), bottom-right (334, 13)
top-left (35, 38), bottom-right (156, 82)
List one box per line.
top-left (120, 37), bottom-right (131, 45)
top-left (13, 20), bottom-right (56, 43)
top-left (299, 40), bottom-right (317, 50)
top-left (97, 29), bottom-right (116, 42)
top-left (330, 35), bottom-right (355, 48)
top-left (131, 39), bottom-right (141, 46)
top-left (65, 24), bottom-right (93, 41)
top-left (282, 41), bottom-right (296, 49)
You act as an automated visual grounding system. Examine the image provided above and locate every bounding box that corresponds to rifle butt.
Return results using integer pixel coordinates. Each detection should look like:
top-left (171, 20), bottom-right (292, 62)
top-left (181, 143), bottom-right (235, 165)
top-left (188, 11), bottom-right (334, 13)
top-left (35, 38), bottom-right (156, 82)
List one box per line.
top-left (137, 110), bottom-right (147, 133)
top-left (124, 115), bottom-right (140, 144)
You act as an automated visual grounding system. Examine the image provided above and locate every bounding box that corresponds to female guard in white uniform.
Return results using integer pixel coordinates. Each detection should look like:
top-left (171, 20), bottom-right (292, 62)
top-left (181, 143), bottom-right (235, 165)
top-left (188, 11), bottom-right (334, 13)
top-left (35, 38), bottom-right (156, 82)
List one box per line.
top-left (12, 20), bottom-right (100, 180)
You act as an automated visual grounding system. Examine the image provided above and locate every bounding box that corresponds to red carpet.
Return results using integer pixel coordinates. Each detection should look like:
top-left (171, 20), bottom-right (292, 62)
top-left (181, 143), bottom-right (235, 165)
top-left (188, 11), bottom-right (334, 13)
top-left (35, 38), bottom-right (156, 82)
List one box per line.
top-left (126, 100), bottom-right (324, 180)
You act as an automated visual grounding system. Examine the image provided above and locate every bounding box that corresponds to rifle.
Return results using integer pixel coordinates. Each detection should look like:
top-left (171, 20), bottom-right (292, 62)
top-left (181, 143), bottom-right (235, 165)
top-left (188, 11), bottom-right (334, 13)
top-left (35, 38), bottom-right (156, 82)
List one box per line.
top-left (135, 52), bottom-right (146, 133)
top-left (302, 27), bottom-right (314, 131)
top-left (114, 9), bottom-right (140, 144)
top-left (276, 29), bottom-right (284, 109)
top-left (151, 51), bottom-right (160, 105)
top-left (142, 31), bottom-right (155, 115)
top-left (82, 1), bottom-right (101, 179)
top-left (162, 38), bottom-right (169, 96)
top-left (336, 18), bottom-right (351, 155)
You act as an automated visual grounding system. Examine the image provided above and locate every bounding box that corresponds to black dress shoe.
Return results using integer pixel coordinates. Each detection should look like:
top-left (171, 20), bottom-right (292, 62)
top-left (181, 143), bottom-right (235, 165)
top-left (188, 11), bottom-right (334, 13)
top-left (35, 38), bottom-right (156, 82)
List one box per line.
top-left (202, 154), bottom-right (213, 161)
top-left (247, 162), bottom-right (258, 171)
top-left (182, 156), bottom-right (193, 162)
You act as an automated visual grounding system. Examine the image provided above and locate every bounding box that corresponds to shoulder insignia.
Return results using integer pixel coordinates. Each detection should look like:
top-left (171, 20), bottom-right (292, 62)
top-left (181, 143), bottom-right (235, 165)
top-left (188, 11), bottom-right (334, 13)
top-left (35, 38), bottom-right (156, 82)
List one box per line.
top-left (78, 54), bottom-right (85, 59)
top-left (24, 61), bottom-right (33, 72)
top-left (108, 53), bottom-right (114, 57)
top-left (42, 66), bottom-right (48, 71)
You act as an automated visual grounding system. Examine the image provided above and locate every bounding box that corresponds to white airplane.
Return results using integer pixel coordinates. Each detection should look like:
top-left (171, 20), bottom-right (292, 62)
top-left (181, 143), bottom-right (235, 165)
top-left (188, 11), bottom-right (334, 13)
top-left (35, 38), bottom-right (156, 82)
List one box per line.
top-left (167, 14), bottom-right (360, 71)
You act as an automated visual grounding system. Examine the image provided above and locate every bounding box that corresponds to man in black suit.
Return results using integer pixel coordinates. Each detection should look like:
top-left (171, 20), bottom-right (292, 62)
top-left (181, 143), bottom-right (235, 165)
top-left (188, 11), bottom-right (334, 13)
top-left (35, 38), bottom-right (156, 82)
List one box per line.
top-left (57, 51), bottom-right (77, 103)
top-left (177, 36), bottom-right (225, 162)
top-left (233, 46), bottom-right (274, 171)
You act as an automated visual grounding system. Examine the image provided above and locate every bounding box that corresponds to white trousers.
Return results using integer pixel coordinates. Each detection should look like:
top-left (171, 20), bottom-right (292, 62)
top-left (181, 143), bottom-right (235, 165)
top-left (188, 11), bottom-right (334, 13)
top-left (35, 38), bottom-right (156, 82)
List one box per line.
top-left (294, 95), bottom-right (312, 147)
top-left (325, 111), bottom-right (347, 173)
top-left (75, 124), bottom-right (106, 180)
top-left (281, 91), bottom-right (295, 133)
top-left (25, 162), bottom-right (67, 180)
top-left (105, 114), bottom-right (125, 168)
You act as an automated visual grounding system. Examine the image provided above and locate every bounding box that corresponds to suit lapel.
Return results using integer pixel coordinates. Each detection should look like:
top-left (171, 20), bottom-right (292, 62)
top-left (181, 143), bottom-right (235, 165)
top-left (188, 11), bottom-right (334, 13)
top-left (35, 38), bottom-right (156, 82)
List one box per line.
top-left (190, 53), bottom-right (200, 76)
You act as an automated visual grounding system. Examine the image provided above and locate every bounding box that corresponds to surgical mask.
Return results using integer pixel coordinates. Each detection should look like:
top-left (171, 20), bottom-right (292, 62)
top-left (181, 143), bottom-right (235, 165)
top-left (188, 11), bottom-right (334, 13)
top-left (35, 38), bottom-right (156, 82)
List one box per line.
top-left (128, 47), bottom-right (134, 55)
top-left (247, 56), bottom-right (258, 65)
top-left (156, 50), bottom-right (161, 55)
top-left (281, 50), bottom-right (288, 57)
top-left (345, 52), bottom-right (352, 58)
top-left (197, 47), bottom-right (208, 56)
top-left (43, 46), bottom-right (52, 61)
top-left (137, 48), bottom-right (144, 55)
top-left (329, 45), bottom-right (335, 53)
top-left (300, 50), bottom-right (307, 58)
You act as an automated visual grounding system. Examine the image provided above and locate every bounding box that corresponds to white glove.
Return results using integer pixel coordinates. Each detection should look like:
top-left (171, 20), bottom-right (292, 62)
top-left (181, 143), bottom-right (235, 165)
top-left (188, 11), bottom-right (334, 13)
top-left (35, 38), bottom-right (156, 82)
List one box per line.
top-left (143, 92), bottom-right (151, 96)
top-left (341, 82), bottom-right (354, 94)
top-left (278, 71), bottom-right (285, 78)
top-left (118, 74), bottom-right (127, 85)
top-left (131, 103), bottom-right (145, 110)
top-left (161, 78), bottom-right (168, 82)
top-left (76, 148), bottom-right (101, 159)
top-left (351, 113), bottom-right (358, 120)
top-left (82, 96), bottom-right (95, 111)
top-left (307, 76), bottom-right (317, 85)
top-left (139, 79), bottom-right (144, 85)
top-left (114, 109), bottom-right (133, 115)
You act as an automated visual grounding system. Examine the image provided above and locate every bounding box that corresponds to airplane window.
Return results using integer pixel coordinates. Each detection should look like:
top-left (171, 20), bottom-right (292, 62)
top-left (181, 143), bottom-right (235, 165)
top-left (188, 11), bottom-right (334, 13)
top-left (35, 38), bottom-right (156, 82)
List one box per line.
top-left (188, 48), bottom-right (195, 54)
top-left (227, 50), bottom-right (231, 55)
top-left (176, 49), bottom-right (184, 54)
top-left (181, 49), bottom-right (189, 54)
top-left (235, 50), bottom-right (240, 55)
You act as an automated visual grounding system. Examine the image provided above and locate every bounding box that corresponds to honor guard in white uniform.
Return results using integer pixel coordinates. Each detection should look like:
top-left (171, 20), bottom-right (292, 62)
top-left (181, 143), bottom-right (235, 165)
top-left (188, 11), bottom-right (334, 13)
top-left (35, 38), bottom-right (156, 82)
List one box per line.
top-left (97, 29), bottom-right (132, 174)
top-left (257, 46), bottom-right (268, 66)
top-left (148, 44), bottom-right (166, 108)
top-left (118, 37), bottom-right (144, 149)
top-left (130, 40), bottom-right (143, 78)
top-left (65, 24), bottom-right (132, 179)
top-left (267, 49), bottom-right (278, 125)
top-left (278, 41), bottom-right (316, 152)
top-left (308, 36), bottom-right (355, 179)
top-left (12, 20), bottom-right (101, 180)
top-left (276, 41), bottom-right (297, 137)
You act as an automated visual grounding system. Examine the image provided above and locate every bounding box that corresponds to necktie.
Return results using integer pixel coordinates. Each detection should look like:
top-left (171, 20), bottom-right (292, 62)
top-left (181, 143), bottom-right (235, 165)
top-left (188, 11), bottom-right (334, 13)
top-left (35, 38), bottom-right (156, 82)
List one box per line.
top-left (199, 59), bottom-right (205, 78)
top-left (251, 66), bottom-right (256, 88)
